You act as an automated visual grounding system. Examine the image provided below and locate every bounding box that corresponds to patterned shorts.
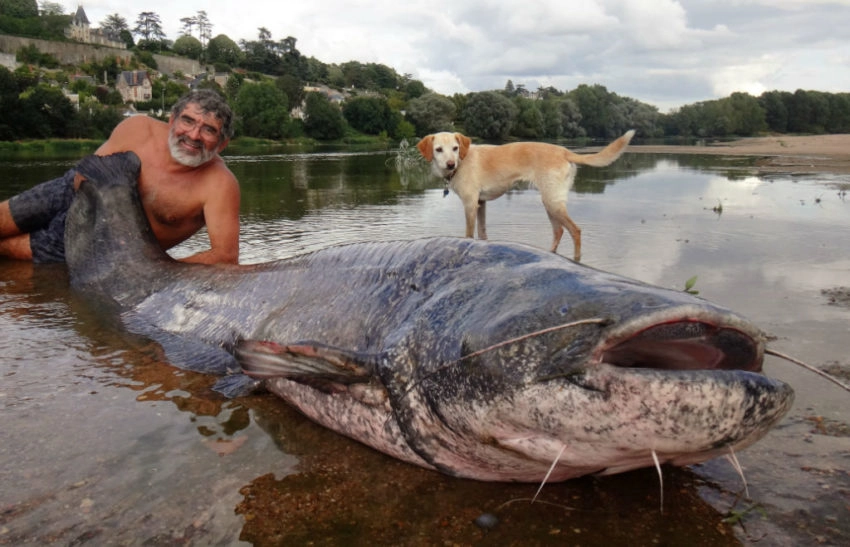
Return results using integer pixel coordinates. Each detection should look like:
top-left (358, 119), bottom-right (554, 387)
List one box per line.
top-left (8, 169), bottom-right (76, 263)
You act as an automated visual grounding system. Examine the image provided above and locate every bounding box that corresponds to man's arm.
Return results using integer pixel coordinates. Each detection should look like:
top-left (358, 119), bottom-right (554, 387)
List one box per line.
top-left (178, 172), bottom-right (241, 265)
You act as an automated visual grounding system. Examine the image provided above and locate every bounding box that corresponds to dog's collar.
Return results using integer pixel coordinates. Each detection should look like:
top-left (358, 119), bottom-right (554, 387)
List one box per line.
top-left (442, 173), bottom-right (454, 197)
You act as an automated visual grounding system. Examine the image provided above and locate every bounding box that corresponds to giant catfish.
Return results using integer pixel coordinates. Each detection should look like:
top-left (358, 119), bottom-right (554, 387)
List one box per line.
top-left (65, 152), bottom-right (794, 482)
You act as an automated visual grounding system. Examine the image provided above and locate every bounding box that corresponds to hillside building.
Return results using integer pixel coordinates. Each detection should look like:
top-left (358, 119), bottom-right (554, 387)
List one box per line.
top-left (65, 5), bottom-right (126, 49)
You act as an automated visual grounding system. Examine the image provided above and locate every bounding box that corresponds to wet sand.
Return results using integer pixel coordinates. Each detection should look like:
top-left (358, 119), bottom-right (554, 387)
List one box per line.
top-left (629, 133), bottom-right (850, 174)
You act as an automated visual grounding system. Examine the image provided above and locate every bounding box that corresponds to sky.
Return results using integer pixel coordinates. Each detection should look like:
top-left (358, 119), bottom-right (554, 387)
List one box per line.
top-left (63, 0), bottom-right (850, 112)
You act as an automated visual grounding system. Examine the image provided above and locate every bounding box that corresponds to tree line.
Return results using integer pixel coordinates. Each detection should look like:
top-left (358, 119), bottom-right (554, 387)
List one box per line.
top-left (1, 1), bottom-right (849, 143)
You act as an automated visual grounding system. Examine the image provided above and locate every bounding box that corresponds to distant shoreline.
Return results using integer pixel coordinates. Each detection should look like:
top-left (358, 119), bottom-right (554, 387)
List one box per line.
top-left (627, 133), bottom-right (850, 174)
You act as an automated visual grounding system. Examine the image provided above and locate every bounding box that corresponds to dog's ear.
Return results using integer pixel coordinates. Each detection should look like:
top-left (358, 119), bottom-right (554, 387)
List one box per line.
top-left (416, 135), bottom-right (435, 161)
top-left (456, 133), bottom-right (471, 159)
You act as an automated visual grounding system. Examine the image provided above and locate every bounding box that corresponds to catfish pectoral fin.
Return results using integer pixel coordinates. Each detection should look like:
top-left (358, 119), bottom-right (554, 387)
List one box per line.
top-left (212, 374), bottom-right (263, 398)
top-left (237, 339), bottom-right (377, 384)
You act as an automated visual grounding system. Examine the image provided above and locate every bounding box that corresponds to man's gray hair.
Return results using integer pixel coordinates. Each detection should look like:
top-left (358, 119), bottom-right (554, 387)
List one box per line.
top-left (170, 89), bottom-right (234, 142)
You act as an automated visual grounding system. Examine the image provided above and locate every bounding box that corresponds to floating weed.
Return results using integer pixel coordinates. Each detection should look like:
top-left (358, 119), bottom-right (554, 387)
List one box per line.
top-left (712, 200), bottom-right (723, 215)
top-left (389, 139), bottom-right (430, 186)
top-left (683, 275), bottom-right (699, 295)
top-left (390, 138), bottom-right (424, 170)
top-left (723, 502), bottom-right (766, 525)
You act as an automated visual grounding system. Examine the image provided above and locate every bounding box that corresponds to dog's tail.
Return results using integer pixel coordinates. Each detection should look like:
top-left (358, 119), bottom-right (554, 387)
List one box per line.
top-left (565, 130), bottom-right (635, 167)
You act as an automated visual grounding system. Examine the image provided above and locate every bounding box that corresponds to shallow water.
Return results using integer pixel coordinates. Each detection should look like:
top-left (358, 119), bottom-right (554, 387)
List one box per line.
top-left (1, 151), bottom-right (848, 545)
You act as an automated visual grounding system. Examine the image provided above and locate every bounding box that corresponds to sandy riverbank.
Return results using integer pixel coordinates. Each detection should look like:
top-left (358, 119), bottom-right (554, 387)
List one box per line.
top-left (628, 133), bottom-right (850, 174)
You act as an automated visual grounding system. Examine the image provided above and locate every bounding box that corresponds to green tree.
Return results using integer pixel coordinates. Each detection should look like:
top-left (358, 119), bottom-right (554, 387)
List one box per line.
top-left (163, 79), bottom-right (189, 107)
top-left (303, 92), bottom-right (345, 140)
top-left (540, 98), bottom-right (564, 139)
top-left (759, 90), bottom-right (791, 133)
top-left (133, 50), bottom-right (158, 70)
top-left (613, 97), bottom-right (660, 138)
top-left (101, 13), bottom-right (127, 33)
top-left (239, 28), bottom-right (306, 77)
top-left (826, 93), bottom-right (850, 133)
top-left (196, 11), bottom-right (212, 59)
top-left (786, 89), bottom-right (813, 133)
top-left (275, 74), bottom-right (304, 111)
top-left (133, 11), bottom-right (166, 51)
top-left (537, 86), bottom-right (563, 100)
top-left (13, 63), bottom-right (37, 88)
top-left (385, 89), bottom-right (406, 113)
top-left (69, 101), bottom-right (123, 139)
top-left (338, 61), bottom-right (399, 91)
top-left (326, 65), bottom-right (345, 88)
top-left (223, 71), bottom-right (244, 100)
top-left (16, 43), bottom-right (59, 67)
top-left (142, 76), bottom-right (189, 114)
top-left (462, 91), bottom-right (517, 140)
top-left (207, 34), bottom-right (243, 67)
top-left (173, 35), bottom-right (202, 59)
top-left (726, 92), bottom-right (766, 136)
top-left (233, 81), bottom-right (289, 139)
top-left (276, 36), bottom-right (306, 78)
top-left (0, 0), bottom-right (38, 18)
top-left (38, 1), bottom-right (64, 15)
top-left (304, 56), bottom-right (329, 84)
top-left (19, 84), bottom-right (75, 138)
top-left (394, 118), bottom-right (416, 140)
top-left (560, 100), bottom-right (586, 139)
top-left (180, 10), bottom-right (212, 62)
top-left (403, 78), bottom-right (426, 100)
top-left (93, 85), bottom-right (123, 106)
top-left (370, 63), bottom-right (399, 91)
top-left (101, 13), bottom-right (133, 48)
top-left (405, 93), bottom-right (456, 135)
top-left (0, 66), bottom-right (21, 140)
top-left (511, 97), bottom-right (544, 138)
top-left (803, 90), bottom-right (831, 133)
top-left (569, 83), bottom-right (616, 137)
top-left (342, 95), bottom-right (395, 135)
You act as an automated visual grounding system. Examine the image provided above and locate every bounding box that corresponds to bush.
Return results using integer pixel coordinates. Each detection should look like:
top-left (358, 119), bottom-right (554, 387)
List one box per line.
top-left (303, 92), bottom-right (345, 140)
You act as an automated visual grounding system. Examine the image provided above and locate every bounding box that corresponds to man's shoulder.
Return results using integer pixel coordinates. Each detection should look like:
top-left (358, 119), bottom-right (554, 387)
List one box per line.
top-left (198, 157), bottom-right (240, 193)
top-left (213, 160), bottom-right (240, 193)
top-left (99, 115), bottom-right (165, 155)
top-left (117, 114), bottom-right (164, 132)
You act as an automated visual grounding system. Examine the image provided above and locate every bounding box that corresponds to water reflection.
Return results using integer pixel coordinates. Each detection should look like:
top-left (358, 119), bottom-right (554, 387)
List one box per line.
top-left (1, 150), bottom-right (848, 544)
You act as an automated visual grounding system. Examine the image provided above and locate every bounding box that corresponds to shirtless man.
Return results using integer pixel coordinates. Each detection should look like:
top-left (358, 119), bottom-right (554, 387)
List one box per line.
top-left (0, 89), bottom-right (240, 265)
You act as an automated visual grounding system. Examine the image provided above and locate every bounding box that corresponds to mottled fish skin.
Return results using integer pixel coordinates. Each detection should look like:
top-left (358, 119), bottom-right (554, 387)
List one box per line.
top-left (66, 152), bottom-right (794, 482)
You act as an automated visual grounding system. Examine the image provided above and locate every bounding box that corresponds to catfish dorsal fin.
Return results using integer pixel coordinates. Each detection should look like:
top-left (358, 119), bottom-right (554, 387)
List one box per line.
top-left (236, 340), bottom-right (376, 384)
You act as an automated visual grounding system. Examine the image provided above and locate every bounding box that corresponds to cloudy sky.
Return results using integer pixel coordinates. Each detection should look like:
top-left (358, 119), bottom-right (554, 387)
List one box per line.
top-left (64, 0), bottom-right (850, 112)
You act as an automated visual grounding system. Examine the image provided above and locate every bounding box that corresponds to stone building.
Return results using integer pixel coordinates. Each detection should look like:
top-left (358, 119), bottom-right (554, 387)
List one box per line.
top-left (65, 5), bottom-right (126, 49)
top-left (116, 70), bottom-right (152, 103)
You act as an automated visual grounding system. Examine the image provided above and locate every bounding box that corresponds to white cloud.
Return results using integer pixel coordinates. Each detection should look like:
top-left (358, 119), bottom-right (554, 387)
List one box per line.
top-left (708, 55), bottom-right (784, 97)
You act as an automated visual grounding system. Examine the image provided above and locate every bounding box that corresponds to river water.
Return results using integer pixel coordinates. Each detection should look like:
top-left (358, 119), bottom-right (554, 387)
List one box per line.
top-left (1, 149), bottom-right (848, 545)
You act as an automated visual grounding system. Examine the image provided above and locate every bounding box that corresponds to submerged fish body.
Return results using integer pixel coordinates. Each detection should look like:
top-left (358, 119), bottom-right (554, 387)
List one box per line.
top-left (67, 152), bottom-right (794, 482)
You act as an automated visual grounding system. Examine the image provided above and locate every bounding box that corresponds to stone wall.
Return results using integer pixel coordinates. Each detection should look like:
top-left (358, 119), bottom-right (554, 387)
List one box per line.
top-left (0, 34), bottom-right (201, 76)
top-left (0, 51), bottom-right (15, 70)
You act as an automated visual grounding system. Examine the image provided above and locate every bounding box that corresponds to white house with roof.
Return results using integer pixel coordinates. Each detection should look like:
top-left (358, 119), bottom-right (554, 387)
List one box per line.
top-left (116, 71), bottom-right (153, 103)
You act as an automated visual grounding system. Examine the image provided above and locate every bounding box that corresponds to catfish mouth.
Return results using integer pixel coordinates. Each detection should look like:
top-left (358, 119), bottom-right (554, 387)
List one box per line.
top-left (599, 319), bottom-right (763, 372)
